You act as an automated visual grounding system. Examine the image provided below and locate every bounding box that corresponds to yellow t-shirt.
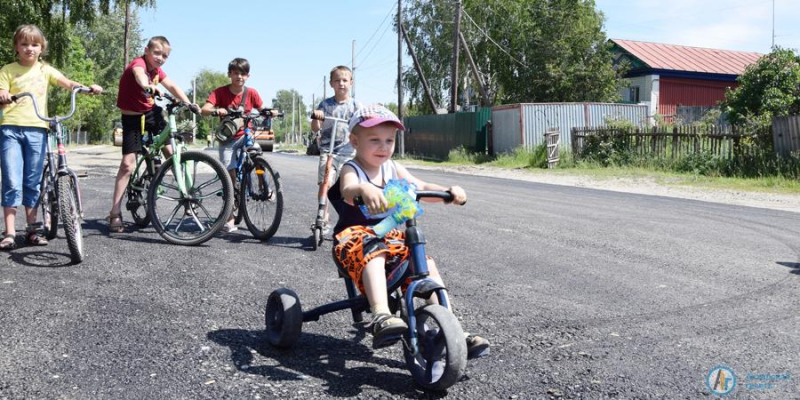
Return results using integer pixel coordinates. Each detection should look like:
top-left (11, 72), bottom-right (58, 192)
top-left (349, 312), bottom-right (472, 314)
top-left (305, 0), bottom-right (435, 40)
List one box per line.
top-left (0, 62), bottom-right (63, 129)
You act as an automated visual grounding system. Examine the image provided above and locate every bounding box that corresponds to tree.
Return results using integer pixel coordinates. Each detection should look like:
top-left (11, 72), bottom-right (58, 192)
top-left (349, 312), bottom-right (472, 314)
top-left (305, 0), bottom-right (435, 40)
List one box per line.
top-left (116, 0), bottom-right (156, 66)
top-left (187, 69), bottom-right (229, 140)
top-left (722, 47), bottom-right (800, 127)
top-left (271, 89), bottom-right (309, 142)
top-left (400, 0), bottom-right (622, 113)
top-left (0, 0), bottom-right (108, 66)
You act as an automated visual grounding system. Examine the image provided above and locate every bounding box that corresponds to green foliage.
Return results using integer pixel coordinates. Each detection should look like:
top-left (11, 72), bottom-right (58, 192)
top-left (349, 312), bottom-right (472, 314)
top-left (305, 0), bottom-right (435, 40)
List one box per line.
top-left (723, 47), bottom-right (800, 126)
top-left (401, 0), bottom-right (623, 113)
top-left (271, 89), bottom-right (309, 142)
top-left (490, 145), bottom-right (547, 168)
top-left (446, 145), bottom-right (492, 164)
top-left (188, 68), bottom-right (229, 140)
top-left (48, 30), bottom-right (102, 139)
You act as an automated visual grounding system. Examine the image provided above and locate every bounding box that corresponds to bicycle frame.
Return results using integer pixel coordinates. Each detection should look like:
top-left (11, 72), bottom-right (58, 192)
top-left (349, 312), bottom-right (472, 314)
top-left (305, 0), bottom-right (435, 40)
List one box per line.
top-left (146, 94), bottom-right (195, 197)
top-left (17, 88), bottom-right (86, 216)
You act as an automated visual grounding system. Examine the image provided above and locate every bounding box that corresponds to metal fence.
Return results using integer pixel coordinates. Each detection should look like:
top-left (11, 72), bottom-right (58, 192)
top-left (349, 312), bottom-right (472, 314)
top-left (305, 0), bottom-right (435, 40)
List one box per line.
top-left (491, 103), bottom-right (649, 154)
top-left (403, 108), bottom-right (491, 160)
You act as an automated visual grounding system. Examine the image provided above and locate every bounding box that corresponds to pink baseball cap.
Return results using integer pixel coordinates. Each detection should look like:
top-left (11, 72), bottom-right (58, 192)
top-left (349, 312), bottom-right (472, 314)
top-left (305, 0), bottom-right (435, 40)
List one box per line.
top-left (348, 104), bottom-right (405, 132)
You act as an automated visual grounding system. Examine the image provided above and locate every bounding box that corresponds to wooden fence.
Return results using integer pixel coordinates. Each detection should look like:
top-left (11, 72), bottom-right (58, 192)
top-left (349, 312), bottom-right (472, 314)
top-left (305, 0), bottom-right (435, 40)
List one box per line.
top-left (773, 115), bottom-right (800, 157)
top-left (571, 126), bottom-right (767, 160)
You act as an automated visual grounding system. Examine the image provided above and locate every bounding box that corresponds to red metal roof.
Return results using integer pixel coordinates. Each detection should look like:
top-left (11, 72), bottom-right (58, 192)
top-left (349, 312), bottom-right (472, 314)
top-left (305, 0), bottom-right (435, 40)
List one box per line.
top-left (611, 39), bottom-right (762, 75)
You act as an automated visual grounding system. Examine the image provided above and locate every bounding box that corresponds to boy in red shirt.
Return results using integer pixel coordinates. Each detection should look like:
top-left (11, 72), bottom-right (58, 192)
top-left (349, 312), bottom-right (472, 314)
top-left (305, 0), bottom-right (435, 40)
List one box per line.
top-left (107, 36), bottom-right (197, 233)
top-left (200, 58), bottom-right (278, 232)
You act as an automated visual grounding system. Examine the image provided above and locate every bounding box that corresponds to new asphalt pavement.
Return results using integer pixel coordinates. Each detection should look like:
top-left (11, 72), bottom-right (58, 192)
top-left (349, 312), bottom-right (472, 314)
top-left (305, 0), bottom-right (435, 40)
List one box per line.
top-left (1, 146), bottom-right (798, 399)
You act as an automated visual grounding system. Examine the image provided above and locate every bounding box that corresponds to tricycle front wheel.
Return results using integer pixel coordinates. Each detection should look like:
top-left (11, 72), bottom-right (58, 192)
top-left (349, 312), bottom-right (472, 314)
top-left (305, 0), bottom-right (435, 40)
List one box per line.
top-left (404, 304), bottom-right (467, 391)
top-left (264, 288), bottom-right (303, 348)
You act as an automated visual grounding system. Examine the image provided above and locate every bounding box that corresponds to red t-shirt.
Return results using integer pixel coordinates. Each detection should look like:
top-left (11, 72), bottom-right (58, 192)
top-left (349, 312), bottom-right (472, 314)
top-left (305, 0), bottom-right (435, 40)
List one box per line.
top-left (207, 86), bottom-right (264, 137)
top-left (116, 57), bottom-right (167, 113)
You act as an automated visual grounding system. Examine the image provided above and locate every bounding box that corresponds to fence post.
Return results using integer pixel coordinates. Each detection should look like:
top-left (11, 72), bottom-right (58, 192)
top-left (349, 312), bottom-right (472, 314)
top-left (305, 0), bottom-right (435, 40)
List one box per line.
top-left (672, 127), bottom-right (678, 158)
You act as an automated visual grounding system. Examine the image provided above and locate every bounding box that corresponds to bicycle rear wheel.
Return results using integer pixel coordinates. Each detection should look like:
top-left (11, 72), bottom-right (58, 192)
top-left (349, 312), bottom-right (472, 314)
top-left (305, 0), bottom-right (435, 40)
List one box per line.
top-left (241, 155), bottom-right (283, 241)
top-left (39, 161), bottom-right (58, 240)
top-left (57, 175), bottom-right (85, 263)
top-left (126, 157), bottom-right (152, 227)
top-left (147, 151), bottom-right (233, 246)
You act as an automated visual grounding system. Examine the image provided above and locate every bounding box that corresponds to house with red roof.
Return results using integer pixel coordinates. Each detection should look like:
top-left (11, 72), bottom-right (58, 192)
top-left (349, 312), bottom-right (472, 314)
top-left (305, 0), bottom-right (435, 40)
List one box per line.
top-left (609, 39), bottom-right (762, 122)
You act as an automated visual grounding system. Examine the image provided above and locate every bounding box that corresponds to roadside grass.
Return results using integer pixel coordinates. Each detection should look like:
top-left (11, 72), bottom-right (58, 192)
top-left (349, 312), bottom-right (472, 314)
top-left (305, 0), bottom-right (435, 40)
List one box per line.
top-left (398, 146), bottom-right (800, 194)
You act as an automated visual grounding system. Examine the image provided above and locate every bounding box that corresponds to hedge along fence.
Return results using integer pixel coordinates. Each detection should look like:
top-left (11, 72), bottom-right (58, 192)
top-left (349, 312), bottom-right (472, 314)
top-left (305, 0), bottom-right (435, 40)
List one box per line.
top-left (571, 125), bottom-right (770, 161)
top-left (569, 125), bottom-right (799, 178)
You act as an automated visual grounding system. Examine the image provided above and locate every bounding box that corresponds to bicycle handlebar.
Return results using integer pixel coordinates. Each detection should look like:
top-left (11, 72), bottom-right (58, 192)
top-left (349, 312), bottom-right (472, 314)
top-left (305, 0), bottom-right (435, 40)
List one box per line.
top-left (353, 190), bottom-right (456, 206)
top-left (310, 113), bottom-right (348, 123)
top-left (225, 108), bottom-right (283, 121)
top-left (152, 92), bottom-right (199, 115)
top-left (10, 86), bottom-right (92, 123)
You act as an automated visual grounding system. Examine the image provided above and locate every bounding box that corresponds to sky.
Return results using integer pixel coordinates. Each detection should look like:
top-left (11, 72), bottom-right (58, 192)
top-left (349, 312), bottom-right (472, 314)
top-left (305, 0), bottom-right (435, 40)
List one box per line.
top-left (139, 0), bottom-right (800, 109)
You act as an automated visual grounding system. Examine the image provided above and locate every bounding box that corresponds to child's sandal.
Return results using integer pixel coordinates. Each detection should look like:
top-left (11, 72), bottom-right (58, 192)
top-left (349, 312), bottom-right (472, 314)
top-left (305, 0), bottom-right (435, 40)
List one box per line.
top-left (465, 332), bottom-right (490, 359)
top-left (107, 212), bottom-right (124, 233)
top-left (0, 233), bottom-right (16, 250)
top-left (368, 313), bottom-right (407, 349)
top-left (25, 224), bottom-right (48, 246)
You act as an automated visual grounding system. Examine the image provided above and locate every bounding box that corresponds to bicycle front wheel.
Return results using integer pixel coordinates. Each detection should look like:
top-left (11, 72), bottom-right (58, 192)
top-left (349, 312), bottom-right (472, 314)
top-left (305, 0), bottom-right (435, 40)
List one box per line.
top-left (57, 175), bottom-right (85, 263)
top-left (241, 155), bottom-right (283, 241)
top-left (40, 160), bottom-right (58, 240)
top-left (147, 151), bottom-right (233, 246)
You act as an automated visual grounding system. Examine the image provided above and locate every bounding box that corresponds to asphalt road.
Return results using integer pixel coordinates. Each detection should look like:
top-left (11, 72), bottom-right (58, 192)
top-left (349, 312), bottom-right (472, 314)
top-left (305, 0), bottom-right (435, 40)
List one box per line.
top-left (1, 148), bottom-right (798, 399)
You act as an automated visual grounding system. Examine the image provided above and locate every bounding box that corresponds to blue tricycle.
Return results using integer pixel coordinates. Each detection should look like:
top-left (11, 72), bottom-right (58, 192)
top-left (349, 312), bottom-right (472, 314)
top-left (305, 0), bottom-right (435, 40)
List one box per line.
top-left (264, 188), bottom-right (470, 391)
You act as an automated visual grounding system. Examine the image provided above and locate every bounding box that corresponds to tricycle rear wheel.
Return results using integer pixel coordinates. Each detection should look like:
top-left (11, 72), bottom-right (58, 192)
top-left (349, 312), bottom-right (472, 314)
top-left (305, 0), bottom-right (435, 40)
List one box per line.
top-left (264, 288), bottom-right (303, 348)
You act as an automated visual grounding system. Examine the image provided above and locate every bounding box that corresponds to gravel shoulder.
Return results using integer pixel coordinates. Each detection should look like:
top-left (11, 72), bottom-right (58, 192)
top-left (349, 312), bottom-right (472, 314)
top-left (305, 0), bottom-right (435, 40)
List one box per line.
top-left (70, 145), bottom-right (800, 214)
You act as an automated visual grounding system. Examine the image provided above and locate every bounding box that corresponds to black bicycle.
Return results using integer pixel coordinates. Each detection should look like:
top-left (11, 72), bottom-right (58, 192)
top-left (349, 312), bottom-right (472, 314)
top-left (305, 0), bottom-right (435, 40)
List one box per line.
top-left (223, 107), bottom-right (284, 240)
top-left (11, 87), bottom-right (93, 263)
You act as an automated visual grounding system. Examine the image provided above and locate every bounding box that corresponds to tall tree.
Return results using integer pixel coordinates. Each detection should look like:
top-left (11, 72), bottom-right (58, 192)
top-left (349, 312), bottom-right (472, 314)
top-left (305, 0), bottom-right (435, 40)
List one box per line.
top-left (117, 0), bottom-right (156, 66)
top-left (400, 0), bottom-right (622, 113)
top-left (187, 69), bottom-right (229, 140)
top-left (0, 0), bottom-right (108, 65)
top-left (722, 47), bottom-right (800, 127)
top-left (271, 89), bottom-right (308, 142)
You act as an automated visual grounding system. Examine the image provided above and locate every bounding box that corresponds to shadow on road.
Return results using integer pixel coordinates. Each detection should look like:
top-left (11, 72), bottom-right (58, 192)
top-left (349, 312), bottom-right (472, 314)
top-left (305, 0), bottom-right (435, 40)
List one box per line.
top-left (776, 261), bottom-right (800, 275)
top-left (8, 249), bottom-right (74, 268)
top-left (207, 328), bottom-right (442, 398)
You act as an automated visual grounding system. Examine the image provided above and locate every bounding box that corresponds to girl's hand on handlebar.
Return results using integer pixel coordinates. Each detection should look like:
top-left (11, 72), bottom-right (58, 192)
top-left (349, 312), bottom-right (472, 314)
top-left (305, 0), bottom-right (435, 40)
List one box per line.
top-left (0, 91), bottom-right (11, 105)
top-left (447, 186), bottom-right (467, 205)
top-left (311, 110), bottom-right (325, 121)
top-left (87, 84), bottom-right (103, 94)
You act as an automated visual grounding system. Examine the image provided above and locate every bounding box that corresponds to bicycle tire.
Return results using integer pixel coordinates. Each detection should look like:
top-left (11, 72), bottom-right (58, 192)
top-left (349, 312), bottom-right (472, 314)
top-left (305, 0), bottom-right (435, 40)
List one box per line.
top-left (240, 155), bottom-right (283, 241)
top-left (126, 158), bottom-right (152, 227)
top-left (39, 161), bottom-right (58, 240)
top-left (147, 151), bottom-right (233, 246)
top-left (57, 175), bottom-right (85, 263)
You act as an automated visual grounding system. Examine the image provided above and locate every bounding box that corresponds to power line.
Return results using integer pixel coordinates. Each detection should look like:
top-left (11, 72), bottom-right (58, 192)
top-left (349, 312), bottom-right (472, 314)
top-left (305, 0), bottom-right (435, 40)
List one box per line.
top-left (355, 5), bottom-right (395, 60)
top-left (461, 9), bottom-right (526, 67)
top-left (358, 20), bottom-right (394, 67)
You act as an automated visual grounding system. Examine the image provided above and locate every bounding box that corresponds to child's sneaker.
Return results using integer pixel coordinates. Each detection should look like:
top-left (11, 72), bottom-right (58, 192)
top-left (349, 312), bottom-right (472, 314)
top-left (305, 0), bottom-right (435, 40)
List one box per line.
top-left (221, 222), bottom-right (238, 233)
top-left (368, 313), bottom-right (407, 349)
top-left (465, 332), bottom-right (490, 359)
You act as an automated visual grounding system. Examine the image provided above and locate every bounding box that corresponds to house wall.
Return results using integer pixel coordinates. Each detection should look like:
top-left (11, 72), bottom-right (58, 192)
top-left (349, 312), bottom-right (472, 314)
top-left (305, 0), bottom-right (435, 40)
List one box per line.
top-left (619, 75), bottom-right (653, 103)
top-left (658, 77), bottom-right (738, 119)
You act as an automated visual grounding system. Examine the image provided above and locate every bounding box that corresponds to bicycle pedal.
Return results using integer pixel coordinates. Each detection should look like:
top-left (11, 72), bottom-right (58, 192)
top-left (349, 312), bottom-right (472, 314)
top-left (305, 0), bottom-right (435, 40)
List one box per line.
top-left (372, 333), bottom-right (403, 349)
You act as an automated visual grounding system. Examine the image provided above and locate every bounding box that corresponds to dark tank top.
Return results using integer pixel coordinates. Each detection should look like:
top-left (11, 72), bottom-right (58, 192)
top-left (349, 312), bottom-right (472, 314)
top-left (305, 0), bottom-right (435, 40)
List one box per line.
top-left (328, 159), bottom-right (398, 237)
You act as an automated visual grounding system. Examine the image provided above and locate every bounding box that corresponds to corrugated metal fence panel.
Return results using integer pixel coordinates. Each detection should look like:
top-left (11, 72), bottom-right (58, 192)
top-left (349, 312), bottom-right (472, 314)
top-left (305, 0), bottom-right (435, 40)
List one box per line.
top-left (404, 110), bottom-right (488, 160)
top-left (586, 103), bottom-right (649, 128)
top-left (521, 103), bottom-right (585, 150)
top-left (773, 115), bottom-right (800, 157)
top-left (495, 103), bottom-right (649, 151)
top-left (491, 105), bottom-right (522, 153)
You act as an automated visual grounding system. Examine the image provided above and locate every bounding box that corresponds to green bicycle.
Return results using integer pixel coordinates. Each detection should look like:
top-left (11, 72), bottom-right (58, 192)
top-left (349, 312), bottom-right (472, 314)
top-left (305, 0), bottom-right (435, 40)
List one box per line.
top-left (125, 92), bottom-right (233, 246)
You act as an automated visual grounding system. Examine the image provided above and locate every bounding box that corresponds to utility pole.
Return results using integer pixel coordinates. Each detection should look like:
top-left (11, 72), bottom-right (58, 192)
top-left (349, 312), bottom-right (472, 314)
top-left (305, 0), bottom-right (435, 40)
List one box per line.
top-left (397, 0), bottom-right (404, 157)
top-left (772, 0), bottom-right (775, 49)
top-left (459, 31), bottom-right (489, 107)
top-left (323, 75), bottom-right (327, 99)
top-left (192, 79), bottom-right (197, 140)
top-left (352, 40), bottom-right (356, 99)
top-left (291, 92), bottom-right (296, 144)
top-left (401, 23), bottom-right (439, 113)
top-left (450, 0), bottom-right (462, 113)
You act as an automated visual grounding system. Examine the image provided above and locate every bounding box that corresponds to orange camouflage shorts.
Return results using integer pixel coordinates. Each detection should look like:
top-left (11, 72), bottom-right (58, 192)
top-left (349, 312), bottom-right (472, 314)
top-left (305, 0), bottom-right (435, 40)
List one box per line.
top-left (333, 226), bottom-right (409, 294)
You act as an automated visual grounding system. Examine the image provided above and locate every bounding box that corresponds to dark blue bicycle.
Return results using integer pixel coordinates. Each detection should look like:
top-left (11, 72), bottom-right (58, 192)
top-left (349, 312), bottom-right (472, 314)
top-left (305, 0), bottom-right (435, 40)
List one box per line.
top-left (264, 190), bottom-right (469, 391)
top-left (223, 107), bottom-right (284, 240)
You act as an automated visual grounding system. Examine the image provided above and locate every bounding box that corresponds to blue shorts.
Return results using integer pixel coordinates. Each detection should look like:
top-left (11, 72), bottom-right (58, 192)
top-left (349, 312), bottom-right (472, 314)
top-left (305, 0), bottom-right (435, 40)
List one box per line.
top-left (0, 125), bottom-right (48, 208)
